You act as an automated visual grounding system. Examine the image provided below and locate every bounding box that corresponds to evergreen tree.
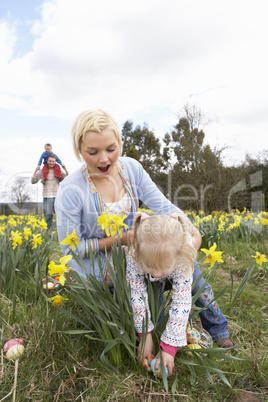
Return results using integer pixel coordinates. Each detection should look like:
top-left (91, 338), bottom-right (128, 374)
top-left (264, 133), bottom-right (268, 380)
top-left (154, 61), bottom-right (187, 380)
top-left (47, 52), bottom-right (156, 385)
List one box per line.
top-left (171, 117), bottom-right (205, 172)
top-left (121, 120), bottom-right (167, 180)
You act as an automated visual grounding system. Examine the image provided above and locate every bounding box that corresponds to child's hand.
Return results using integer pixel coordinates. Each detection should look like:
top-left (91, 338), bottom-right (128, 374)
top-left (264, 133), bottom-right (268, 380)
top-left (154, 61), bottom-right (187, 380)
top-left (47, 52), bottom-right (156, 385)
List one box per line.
top-left (154, 350), bottom-right (174, 377)
top-left (137, 333), bottom-right (155, 367)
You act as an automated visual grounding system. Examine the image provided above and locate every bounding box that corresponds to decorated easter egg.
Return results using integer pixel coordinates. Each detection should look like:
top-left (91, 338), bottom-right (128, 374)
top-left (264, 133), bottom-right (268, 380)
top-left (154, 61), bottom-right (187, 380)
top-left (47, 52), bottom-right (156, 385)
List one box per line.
top-left (185, 343), bottom-right (202, 356)
top-left (3, 338), bottom-right (24, 353)
top-left (187, 343), bottom-right (202, 350)
top-left (186, 327), bottom-right (201, 344)
top-left (150, 358), bottom-right (169, 377)
top-left (143, 354), bottom-right (154, 371)
top-left (6, 344), bottom-right (25, 360)
top-left (143, 357), bottom-right (151, 371)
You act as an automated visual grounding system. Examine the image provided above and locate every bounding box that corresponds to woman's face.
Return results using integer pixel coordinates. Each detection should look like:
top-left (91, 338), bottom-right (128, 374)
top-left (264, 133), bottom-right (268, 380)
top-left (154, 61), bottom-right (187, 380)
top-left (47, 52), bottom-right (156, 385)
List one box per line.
top-left (79, 128), bottom-right (120, 177)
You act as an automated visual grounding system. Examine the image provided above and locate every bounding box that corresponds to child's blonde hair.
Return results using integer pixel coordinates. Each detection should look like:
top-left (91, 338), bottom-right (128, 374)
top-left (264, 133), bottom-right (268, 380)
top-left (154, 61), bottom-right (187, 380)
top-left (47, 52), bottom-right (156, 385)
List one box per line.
top-left (131, 212), bottom-right (196, 277)
top-left (71, 109), bottom-right (122, 161)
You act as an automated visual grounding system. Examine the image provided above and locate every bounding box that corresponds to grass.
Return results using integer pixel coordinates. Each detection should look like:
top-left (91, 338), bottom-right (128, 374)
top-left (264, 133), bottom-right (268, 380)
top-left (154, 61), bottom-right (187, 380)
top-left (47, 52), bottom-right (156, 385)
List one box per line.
top-left (0, 227), bottom-right (268, 400)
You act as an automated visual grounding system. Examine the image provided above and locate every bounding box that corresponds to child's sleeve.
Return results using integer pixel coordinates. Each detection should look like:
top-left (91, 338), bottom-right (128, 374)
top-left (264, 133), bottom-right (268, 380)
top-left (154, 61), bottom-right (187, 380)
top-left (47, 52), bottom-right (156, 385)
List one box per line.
top-left (37, 153), bottom-right (44, 166)
top-left (126, 254), bottom-right (154, 335)
top-left (52, 152), bottom-right (62, 165)
top-left (160, 266), bottom-right (192, 347)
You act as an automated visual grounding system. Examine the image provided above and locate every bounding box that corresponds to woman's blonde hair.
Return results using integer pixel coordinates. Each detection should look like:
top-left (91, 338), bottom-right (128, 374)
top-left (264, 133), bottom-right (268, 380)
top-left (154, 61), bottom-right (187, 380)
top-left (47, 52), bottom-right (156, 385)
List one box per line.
top-left (131, 212), bottom-right (196, 277)
top-left (71, 109), bottom-right (122, 161)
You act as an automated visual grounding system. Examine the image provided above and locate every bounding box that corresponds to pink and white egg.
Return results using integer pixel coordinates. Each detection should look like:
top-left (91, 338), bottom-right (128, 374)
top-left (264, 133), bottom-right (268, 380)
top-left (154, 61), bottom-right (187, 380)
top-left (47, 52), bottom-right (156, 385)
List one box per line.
top-left (3, 338), bottom-right (25, 360)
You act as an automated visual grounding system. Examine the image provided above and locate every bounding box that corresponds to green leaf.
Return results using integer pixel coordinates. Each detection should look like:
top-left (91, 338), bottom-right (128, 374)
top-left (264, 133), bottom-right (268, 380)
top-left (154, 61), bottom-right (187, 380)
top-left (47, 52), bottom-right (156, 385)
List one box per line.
top-left (203, 355), bottom-right (231, 387)
top-left (171, 375), bottom-right (178, 395)
top-left (229, 261), bottom-right (256, 306)
top-left (61, 329), bottom-right (94, 335)
top-left (159, 350), bottom-right (169, 392)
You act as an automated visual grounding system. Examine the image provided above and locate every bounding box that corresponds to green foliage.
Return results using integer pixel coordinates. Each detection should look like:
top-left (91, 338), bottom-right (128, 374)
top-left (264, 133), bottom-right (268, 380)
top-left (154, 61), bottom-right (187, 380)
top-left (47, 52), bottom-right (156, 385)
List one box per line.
top-left (171, 117), bottom-right (205, 172)
top-left (0, 215), bottom-right (57, 314)
top-left (45, 245), bottom-right (247, 393)
top-left (121, 120), bottom-right (168, 178)
top-left (120, 104), bottom-right (268, 213)
top-left (47, 241), bottom-right (138, 372)
top-left (0, 211), bottom-right (267, 400)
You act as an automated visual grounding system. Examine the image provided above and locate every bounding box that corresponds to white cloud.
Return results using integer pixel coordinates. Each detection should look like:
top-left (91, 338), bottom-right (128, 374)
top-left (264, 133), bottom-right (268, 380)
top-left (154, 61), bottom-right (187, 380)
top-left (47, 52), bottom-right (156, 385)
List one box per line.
top-left (0, 21), bottom-right (16, 64)
top-left (0, 0), bottom-right (267, 197)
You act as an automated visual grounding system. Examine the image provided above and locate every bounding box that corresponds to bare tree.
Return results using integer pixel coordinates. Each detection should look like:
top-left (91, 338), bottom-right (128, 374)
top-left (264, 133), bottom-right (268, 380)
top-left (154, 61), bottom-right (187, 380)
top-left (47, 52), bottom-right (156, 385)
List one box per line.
top-left (9, 177), bottom-right (32, 209)
top-left (176, 102), bottom-right (213, 131)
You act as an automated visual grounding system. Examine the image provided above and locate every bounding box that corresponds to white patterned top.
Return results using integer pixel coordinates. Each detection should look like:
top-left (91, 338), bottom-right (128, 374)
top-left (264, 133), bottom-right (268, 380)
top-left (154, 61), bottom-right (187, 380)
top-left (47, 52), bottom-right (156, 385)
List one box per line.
top-left (126, 253), bottom-right (193, 347)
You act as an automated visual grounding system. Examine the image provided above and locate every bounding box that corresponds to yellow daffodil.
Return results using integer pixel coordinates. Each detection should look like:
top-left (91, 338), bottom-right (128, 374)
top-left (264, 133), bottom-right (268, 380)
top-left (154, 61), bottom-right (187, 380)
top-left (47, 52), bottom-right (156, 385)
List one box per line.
top-left (0, 226), bottom-right (5, 235)
top-left (38, 219), bottom-right (48, 231)
top-left (48, 255), bottom-right (72, 286)
top-left (8, 218), bottom-right (17, 227)
top-left (31, 234), bottom-right (42, 249)
top-left (110, 215), bottom-right (129, 236)
top-left (201, 243), bottom-right (224, 268)
top-left (49, 295), bottom-right (69, 306)
top-left (60, 230), bottom-right (81, 251)
top-left (251, 252), bottom-right (267, 266)
top-left (98, 213), bottom-right (113, 237)
top-left (27, 217), bottom-right (39, 230)
top-left (218, 223), bottom-right (225, 232)
top-left (203, 215), bottom-right (212, 222)
top-left (226, 223), bottom-right (235, 231)
top-left (97, 212), bottom-right (128, 237)
top-left (218, 215), bottom-right (225, 223)
top-left (23, 227), bottom-right (32, 240)
top-left (48, 260), bottom-right (57, 271)
top-left (9, 230), bottom-right (22, 249)
top-left (261, 218), bottom-right (268, 226)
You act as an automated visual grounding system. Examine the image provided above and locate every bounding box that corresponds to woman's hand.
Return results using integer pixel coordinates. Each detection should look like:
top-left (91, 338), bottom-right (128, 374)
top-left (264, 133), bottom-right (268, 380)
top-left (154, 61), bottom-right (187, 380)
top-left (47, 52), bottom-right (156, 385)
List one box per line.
top-left (98, 229), bottom-right (133, 252)
top-left (137, 333), bottom-right (155, 367)
top-left (154, 350), bottom-right (174, 377)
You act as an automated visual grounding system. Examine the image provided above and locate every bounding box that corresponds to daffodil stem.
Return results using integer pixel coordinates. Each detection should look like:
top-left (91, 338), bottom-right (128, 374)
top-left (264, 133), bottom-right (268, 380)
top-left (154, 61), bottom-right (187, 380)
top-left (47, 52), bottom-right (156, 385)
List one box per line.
top-left (12, 359), bottom-right (19, 402)
top-left (261, 226), bottom-right (267, 255)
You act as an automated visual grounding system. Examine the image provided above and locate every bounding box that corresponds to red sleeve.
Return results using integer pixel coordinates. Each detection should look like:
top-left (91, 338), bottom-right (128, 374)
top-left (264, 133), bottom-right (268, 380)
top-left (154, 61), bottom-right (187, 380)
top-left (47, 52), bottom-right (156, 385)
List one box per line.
top-left (160, 341), bottom-right (178, 357)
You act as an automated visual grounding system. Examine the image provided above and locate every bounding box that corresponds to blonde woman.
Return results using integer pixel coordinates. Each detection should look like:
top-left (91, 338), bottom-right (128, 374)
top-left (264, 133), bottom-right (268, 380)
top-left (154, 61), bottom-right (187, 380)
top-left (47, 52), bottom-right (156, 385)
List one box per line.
top-left (55, 109), bottom-right (233, 349)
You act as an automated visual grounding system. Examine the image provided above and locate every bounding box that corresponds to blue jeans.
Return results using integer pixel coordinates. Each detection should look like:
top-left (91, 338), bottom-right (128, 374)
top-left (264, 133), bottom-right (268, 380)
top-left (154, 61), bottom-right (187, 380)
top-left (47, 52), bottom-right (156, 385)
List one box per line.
top-left (191, 261), bottom-right (229, 341)
top-left (43, 197), bottom-right (55, 230)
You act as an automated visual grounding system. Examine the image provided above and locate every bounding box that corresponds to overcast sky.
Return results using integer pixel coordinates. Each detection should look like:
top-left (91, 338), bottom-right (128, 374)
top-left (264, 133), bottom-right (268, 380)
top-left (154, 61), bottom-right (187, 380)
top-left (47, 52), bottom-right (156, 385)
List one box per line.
top-left (0, 0), bottom-right (268, 203)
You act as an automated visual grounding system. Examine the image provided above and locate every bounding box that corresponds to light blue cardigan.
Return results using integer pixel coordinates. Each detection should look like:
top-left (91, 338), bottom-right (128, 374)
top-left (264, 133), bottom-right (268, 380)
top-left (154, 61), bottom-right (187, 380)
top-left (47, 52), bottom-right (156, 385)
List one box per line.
top-left (55, 157), bottom-right (184, 279)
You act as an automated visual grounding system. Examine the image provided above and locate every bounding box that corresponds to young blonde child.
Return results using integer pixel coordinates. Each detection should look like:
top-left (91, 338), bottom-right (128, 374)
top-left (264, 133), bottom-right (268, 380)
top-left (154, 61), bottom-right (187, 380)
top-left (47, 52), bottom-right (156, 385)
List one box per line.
top-left (126, 211), bottom-right (197, 377)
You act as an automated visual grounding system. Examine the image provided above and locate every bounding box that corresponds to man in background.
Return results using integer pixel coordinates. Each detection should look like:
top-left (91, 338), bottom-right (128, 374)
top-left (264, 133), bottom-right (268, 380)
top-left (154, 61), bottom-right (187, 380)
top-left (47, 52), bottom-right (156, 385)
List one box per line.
top-left (31, 154), bottom-right (67, 230)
